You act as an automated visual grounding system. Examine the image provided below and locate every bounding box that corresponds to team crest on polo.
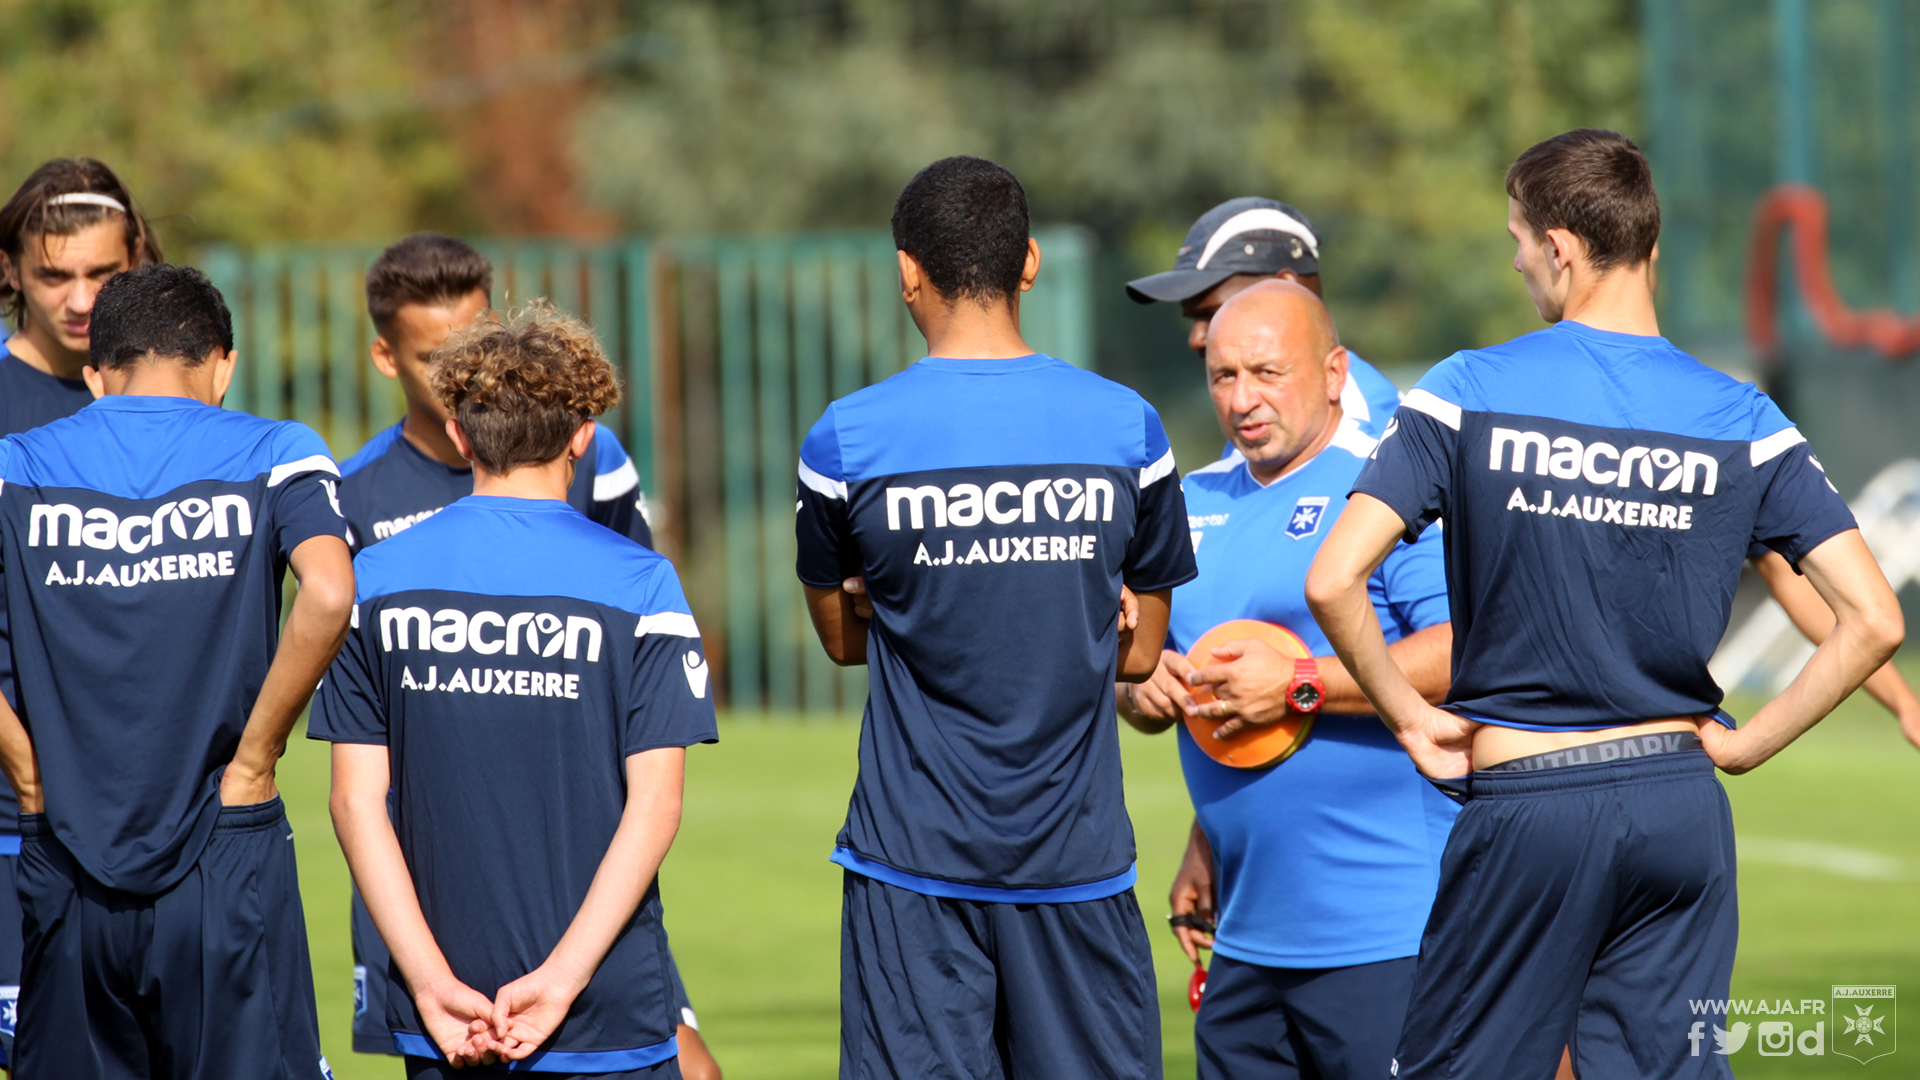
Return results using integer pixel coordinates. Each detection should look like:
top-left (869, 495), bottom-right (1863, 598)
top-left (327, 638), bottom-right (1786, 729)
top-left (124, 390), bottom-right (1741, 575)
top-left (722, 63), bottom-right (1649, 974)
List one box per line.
top-left (1833, 985), bottom-right (1896, 1063)
top-left (1286, 497), bottom-right (1330, 540)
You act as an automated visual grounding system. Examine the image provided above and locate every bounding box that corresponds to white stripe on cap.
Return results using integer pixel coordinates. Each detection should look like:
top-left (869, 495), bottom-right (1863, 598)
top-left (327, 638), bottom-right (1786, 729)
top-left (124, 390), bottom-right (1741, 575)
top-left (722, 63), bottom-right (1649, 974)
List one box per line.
top-left (1751, 426), bottom-right (1807, 467)
top-left (593, 458), bottom-right (639, 501)
top-left (1401, 389), bottom-right (1461, 431)
top-left (635, 612), bottom-right (701, 638)
top-left (1194, 207), bottom-right (1321, 270)
top-left (267, 455), bottom-right (340, 486)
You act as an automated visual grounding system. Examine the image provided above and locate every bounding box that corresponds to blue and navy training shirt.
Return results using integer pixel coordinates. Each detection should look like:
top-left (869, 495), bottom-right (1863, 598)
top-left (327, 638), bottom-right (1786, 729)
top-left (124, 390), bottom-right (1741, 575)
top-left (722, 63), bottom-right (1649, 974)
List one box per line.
top-left (338, 420), bottom-right (652, 553)
top-left (0, 396), bottom-right (345, 894)
top-left (1354, 320), bottom-right (1858, 729)
top-left (1173, 418), bottom-right (1456, 968)
top-left (0, 347), bottom-right (94, 436)
top-left (0, 344), bottom-right (98, 844)
top-left (310, 496), bottom-right (717, 1069)
top-left (796, 354), bottom-right (1198, 899)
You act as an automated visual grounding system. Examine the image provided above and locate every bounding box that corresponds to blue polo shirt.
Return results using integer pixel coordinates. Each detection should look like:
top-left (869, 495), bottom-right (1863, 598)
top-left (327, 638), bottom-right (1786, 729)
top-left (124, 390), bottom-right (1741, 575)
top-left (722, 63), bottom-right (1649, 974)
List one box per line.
top-left (310, 497), bottom-right (717, 1071)
top-left (339, 421), bottom-right (652, 553)
top-left (1172, 418), bottom-right (1456, 968)
top-left (1341, 353), bottom-right (1402, 437)
top-left (796, 354), bottom-right (1198, 899)
top-left (1354, 320), bottom-right (1858, 729)
top-left (0, 346), bottom-right (98, 844)
top-left (0, 396), bottom-right (344, 893)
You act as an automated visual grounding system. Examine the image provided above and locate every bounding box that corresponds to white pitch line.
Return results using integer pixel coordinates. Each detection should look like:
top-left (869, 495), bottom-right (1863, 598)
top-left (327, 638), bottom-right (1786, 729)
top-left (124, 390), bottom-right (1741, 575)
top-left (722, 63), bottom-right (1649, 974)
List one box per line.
top-left (1739, 838), bottom-right (1908, 881)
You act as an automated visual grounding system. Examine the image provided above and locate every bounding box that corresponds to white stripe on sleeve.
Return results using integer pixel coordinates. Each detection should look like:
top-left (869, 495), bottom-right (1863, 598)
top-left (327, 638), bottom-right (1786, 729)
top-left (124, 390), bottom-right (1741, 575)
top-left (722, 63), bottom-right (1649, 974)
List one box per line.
top-left (1401, 389), bottom-right (1462, 431)
top-left (798, 459), bottom-right (849, 500)
top-left (1139, 448), bottom-right (1177, 487)
top-left (593, 458), bottom-right (640, 501)
top-left (635, 612), bottom-right (702, 638)
top-left (267, 455), bottom-right (340, 487)
top-left (1750, 426), bottom-right (1808, 467)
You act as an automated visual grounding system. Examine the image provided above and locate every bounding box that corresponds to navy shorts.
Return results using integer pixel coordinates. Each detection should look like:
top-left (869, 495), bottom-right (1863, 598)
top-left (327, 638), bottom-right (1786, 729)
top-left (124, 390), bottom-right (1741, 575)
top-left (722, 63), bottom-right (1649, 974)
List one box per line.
top-left (840, 870), bottom-right (1161, 1080)
top-left (351, 883), bottom-right (395, 1054)
top-left (1395, 750), bottom-right (1737, 1080)
top-left (0, 850), bottom-right (20, 1067)
top-left (1195, 954), bottom-right (1415, 1080)
top-left (15, 800), bottom-right (328, 1080)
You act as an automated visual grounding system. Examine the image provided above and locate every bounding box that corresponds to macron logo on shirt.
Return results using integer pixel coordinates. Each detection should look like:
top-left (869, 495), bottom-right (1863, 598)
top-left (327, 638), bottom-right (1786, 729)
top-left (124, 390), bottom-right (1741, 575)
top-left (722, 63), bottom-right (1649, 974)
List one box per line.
top-left (884, 476), bottom-right (1117, 530)
top-left (1487, 427), bottom-right (1720, 495)
top-left (381, 607), bottom-right (604, 661)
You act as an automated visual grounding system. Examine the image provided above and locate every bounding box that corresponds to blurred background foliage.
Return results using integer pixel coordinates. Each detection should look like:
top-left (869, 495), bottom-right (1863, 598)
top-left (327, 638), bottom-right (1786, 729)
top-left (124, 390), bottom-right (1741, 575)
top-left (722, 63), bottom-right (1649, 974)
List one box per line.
top-left (0, 0), bottom-right (1639, 438)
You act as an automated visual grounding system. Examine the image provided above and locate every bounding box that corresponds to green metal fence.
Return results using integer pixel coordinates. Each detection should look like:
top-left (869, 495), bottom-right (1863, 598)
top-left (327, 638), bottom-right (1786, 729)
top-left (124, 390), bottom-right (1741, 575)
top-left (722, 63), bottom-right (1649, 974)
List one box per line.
top-left (200, 227), bottom-right (1094, 712)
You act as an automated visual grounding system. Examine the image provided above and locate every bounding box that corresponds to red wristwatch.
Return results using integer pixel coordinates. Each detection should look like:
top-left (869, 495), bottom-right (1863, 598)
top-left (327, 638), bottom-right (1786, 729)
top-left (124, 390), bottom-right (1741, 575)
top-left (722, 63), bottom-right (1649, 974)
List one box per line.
top-left (1286, 658), bottom-right (1325, 714)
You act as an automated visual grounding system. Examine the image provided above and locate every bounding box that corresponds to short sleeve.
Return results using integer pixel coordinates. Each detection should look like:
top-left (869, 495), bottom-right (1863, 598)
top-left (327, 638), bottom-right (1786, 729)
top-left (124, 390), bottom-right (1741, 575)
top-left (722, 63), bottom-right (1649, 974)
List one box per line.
top-left (586, 430), bottom-right (655, 550)
top-left (1369, 521), bottom-right (1451, 636)
top-left (625, 571), bottom-right (720, 754)
top-left (1352, 386), bottom-right (1461, 540)
top-left (796, 406), bottom-right (858, 589)
top-left (1123, 404), bottom-right (1199, 593)
top-left (1750, 435), bottom-right (1856, 568)
top-left (309, 604), bottom-right (387, 745)
top-left (265, 425), bottom-right (346, 557)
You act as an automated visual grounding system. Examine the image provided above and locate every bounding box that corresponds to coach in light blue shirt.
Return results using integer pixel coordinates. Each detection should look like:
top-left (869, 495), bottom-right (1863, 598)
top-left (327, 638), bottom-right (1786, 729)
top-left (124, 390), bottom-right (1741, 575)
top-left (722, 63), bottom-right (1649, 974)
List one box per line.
top-left (1119, 280), bottom-right (1455, 1080)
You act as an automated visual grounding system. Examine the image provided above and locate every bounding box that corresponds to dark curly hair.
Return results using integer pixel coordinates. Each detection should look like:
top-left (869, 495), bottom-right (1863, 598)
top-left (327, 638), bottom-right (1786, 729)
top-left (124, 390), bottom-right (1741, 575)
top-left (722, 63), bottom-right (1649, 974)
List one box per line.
top-left (431, 300), bottom-right (621, 473)
top-left (890, 156), bottom-right (1031, 303)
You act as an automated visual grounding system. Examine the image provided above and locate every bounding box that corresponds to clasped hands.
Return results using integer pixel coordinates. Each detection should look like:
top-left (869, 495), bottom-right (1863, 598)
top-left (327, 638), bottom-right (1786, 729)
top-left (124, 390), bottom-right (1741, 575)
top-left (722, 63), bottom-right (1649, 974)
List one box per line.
top-left (1130, 639), bottom-right (1307, 738)
top-left (416, 963), bottom-right (590, 1068)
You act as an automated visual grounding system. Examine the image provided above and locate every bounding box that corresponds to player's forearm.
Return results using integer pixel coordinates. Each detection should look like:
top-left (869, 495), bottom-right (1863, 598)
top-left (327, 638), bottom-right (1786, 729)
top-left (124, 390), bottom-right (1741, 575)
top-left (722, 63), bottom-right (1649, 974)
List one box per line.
top-left (1119, 590), bottom-right (1172, 682)
top-left (1729, 531), bottom-right (1902, 772)
top-left (330, 754), bottom-right (460, 994)
top-left (543, 747), bottom-right (685, 993)
top-left (1307, 498), bottom-right (1429, 731)
top-left (0, 697), bottom-right (41, 813)
top-left (804, 584), bottom-right (869, 666)
top-left (1316, 623), bottom-right (1452, 713)
top-left (231, 539), bottom-right (354, 786)
top-left (1756, 549), bottom-right (1919, 723)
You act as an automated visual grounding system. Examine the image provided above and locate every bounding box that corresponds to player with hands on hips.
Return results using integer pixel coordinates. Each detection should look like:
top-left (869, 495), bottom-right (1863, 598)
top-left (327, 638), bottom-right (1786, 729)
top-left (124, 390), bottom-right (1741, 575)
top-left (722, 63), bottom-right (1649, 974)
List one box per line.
top-left (1308, 129), bottom-right (1902, 1080)
top-left (1118, 280), bottom-right (1455, 1080)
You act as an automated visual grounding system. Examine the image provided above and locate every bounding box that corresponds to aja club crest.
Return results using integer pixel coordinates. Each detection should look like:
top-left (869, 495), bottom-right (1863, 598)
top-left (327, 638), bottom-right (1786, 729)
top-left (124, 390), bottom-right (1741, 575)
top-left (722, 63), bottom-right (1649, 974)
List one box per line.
top-left (1833, 985), bottom-right (1897, 1064)
top-left (1286, 497), bottom-right (1330, 540)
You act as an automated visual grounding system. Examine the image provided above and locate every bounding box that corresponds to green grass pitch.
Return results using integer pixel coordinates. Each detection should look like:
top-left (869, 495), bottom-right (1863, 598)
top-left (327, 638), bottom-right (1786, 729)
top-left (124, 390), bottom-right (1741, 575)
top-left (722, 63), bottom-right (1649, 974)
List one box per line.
top-left (284, 661), bottom-right (1920, 1079)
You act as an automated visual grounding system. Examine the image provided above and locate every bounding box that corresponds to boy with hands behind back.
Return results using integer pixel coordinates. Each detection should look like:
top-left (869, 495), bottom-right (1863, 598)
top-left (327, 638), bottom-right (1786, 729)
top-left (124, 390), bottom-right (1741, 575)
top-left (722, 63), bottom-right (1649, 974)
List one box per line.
top-left (314, 302), bottom-right (716, 1078)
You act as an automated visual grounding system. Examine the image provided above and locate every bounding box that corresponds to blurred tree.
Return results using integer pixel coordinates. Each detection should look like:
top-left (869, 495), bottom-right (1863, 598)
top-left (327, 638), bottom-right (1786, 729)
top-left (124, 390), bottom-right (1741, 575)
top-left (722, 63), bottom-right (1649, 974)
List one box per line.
top-left (579, 0), bottom-right (1639, 370)
top-left (0, 0), bottom-right (477, 247)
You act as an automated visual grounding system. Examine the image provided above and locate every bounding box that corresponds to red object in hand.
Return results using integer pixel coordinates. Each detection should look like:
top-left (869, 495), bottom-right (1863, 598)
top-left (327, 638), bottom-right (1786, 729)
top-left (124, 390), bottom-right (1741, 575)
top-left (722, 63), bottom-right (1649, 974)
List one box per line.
top-left (1188, 960), bottom-right (1208, 1012)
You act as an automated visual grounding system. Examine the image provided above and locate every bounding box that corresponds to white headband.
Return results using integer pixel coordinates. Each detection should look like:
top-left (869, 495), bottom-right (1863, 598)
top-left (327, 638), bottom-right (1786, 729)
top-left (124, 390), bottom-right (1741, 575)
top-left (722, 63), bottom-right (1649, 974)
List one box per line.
top-left (1195, 207), bottom-right (1320, 269)
top-left (47, 192), bottom-right (127, 214)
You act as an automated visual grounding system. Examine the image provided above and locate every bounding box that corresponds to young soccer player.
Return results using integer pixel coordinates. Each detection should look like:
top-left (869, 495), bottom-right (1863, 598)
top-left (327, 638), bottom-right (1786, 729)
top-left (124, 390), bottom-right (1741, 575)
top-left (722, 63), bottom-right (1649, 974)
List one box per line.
top-left (797, 156), bottom-right (1198, 1080)
top-left (339, 233), bottom-right (653, 553)
top-left (335, 233), bottom-right (721, 1076)
top-left (0, 156), bottom-right (163, 1071)
top-left (0, 263), bottom-right (352, 1078)
top-left (1118, 281), bottom-right (1455, 1080)
top-left (313, 302), bottom-right (716, 1079)
top-left (1308, 129), bottom-right (1904, 1079)
top-left (1126, 197), bottom-right (1403, 436)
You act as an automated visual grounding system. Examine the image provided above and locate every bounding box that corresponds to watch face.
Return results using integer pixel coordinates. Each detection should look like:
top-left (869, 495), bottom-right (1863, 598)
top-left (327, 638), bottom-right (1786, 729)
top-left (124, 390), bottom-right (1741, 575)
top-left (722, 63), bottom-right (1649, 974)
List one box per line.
top-left (1290, 683), bottom-right (1322, 710)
